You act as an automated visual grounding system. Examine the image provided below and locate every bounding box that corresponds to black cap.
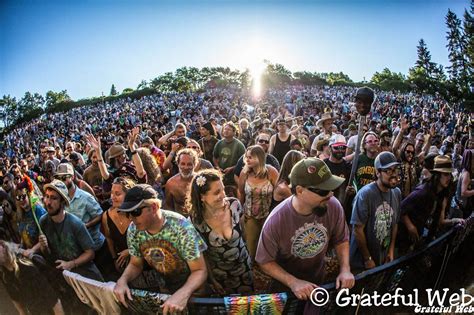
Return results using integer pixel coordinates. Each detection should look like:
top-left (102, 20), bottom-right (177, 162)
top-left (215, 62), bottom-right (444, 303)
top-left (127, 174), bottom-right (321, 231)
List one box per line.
top-left (118, 184), bottom-right (158, 212)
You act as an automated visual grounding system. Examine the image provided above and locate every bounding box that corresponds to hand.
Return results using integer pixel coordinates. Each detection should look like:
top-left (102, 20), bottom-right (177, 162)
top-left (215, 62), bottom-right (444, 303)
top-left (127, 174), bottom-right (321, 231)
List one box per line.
top-left (385, 251), bottom-right (394, 263)
top-left (170, 142), bottom-right (181, 153)
top-left (451, 218), bottom-right (465, 226)
top-left (116, 250), bottom-right (130, 269)
top-left (400, 118), bottom-right (409, 131)
top-left (336, 271), bottom-right (355, 289)
top-left (288, 278), bottom-right (318, 300)
top-left (161, 290), bottom-right (189, 315)
top-left (21, 249), bottom-right (35, 259)
top-left (85, 133), bottom-right (102, 152)
top-left (223, 167), bottom-right (233, 174)
top-left (55, 260), bottom-right (74, 271)
top-left (407, 225), bottom-right (420, 243)
top-left (128, 127), bottom-right (140, 150)
top-left (364, 258), bottom-right (376, 270)
top-left (113, 280), bottom-right (133, 308)
top-left (345, 185), bottom-right (355, 196)
top-left (210, 279), bottom-right (226, 295)
top-left (38, 234), bottom-right (49, 252)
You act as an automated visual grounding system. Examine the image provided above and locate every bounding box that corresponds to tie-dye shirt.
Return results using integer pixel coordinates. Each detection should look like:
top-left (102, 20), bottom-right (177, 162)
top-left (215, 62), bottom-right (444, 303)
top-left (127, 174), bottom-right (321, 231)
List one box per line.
top-left (127, 210), bottom-right (207, 293)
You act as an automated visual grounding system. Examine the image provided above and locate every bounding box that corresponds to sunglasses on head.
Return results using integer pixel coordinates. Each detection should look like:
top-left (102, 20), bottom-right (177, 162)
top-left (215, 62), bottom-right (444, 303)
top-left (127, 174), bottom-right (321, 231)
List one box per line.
top-left (307, 187), bottom-right (331, 197)
top-left (258, 139), bottom-right (270, 144)
top-left (55, 175), bottom-right (71, 181)
top-left (16, 194), bottom-right (27, 201)
top-left (126, 206), bottom-right (147, 218)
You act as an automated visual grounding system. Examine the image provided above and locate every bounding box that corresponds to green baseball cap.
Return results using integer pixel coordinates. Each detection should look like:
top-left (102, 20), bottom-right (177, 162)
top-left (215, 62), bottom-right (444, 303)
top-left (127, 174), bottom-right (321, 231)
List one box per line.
top-left (289, 158), bottom-right (345, 191)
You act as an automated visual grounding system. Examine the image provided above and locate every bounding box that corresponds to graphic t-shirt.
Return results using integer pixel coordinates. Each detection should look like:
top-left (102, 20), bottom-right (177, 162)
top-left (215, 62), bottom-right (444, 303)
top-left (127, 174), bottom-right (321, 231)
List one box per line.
top-left (354, 153), bottom-right (376, 191)
top-left (256, 196), bottom-right (349, 287)
top-left (213, 138), bottom-right (246, 185)
top-left (18, 204), bottom-right (46, 249)
top-left (127, 210), bottom-right (207, 293)
top-left (350, 182), bottom-right (401, 269)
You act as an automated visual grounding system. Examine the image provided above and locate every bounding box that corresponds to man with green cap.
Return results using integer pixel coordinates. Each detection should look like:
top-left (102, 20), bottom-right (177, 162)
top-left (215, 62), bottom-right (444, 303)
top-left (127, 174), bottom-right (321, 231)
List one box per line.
top-left (256, 157), bottom-right (354, 302)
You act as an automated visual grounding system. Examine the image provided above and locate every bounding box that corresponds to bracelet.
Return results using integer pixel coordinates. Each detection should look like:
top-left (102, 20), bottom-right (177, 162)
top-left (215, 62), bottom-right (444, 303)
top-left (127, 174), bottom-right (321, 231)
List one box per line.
top-left (131, 151), bottom-right (138, 155)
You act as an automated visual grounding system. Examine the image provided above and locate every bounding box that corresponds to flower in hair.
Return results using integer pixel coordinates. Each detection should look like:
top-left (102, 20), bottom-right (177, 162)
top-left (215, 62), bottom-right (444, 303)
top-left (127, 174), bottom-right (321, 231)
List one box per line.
top-left (196, 175), bottom-right (207, 187)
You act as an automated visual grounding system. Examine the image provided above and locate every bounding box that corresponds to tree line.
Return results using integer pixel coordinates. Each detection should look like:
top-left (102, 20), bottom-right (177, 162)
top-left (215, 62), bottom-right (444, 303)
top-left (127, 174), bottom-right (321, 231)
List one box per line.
top-left (1, 1), bottom-right (473, 130)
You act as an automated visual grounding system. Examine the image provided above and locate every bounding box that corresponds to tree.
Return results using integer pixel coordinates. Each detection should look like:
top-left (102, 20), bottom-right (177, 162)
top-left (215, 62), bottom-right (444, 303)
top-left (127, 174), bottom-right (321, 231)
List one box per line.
top-left (110, 84), bottom-right (118, 96)
top-left (122, 88), bottom-right (134, 94)
top-left (45, 90), bottom-right (71, 110)
top-left (370, 68), bottom-right (410, 91)
top-left (463, 1), bottom-right (474, 93)
top-left (446, 9), bottom-right (469, 98)
top-left (137, 80), bottom-right (149, 90)
top-left (0, 95), bottom-right (18, 128)
top-left (17, 92), bottom-right (44, 121)
top-left (408, 39), bottom-right (445, 93)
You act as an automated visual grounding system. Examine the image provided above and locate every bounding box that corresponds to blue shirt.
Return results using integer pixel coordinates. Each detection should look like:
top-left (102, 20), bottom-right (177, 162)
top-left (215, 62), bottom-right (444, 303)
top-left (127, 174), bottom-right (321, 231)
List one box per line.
top-left (65, 187), bottom-right (104, 251)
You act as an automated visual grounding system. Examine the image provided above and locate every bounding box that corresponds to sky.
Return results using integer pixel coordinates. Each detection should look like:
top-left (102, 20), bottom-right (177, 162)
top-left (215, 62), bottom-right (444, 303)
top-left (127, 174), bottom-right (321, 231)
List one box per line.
top-left (1, 0), bottom-right (471, 101)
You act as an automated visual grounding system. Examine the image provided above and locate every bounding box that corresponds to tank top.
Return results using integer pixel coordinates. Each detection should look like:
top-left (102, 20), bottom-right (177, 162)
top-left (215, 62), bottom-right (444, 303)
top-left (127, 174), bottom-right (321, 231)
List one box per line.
top-left (244, 175), bottom-right (274, 219)
top-left (106, 211), bottom-right (128, 254)
top-left (273, 134), bottom-right (291, 164)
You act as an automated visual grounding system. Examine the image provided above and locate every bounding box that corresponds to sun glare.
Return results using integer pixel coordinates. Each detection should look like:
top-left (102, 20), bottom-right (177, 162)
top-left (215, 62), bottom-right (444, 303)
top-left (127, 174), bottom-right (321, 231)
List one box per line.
top-left (250, 61), bottom-right (265, 99)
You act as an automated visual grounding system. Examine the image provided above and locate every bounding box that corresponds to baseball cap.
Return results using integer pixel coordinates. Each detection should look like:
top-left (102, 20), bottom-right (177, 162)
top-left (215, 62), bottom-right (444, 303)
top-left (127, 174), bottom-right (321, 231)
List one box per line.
top-left (55, 163), bottom-right (74, 176)
top-left (118, 184), bottom-right (158, 212)
top-left (43, 179), bottom-right (71, 206)
top-left (329, 134), bottom-right (347, 147)
top-left (289, 158), bottom-right (344, 190)
top-left (374, 152), bottom-right (400, 170)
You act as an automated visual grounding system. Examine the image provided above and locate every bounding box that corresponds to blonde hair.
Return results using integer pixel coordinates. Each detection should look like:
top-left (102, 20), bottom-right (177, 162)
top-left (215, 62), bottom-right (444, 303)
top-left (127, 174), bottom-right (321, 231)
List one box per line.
top-left (243, 145), bottom-right (267, 178)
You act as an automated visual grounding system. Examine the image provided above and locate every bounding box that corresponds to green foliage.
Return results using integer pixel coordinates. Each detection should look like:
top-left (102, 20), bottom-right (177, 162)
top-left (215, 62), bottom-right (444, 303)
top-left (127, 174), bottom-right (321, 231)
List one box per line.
top-left (110, 84), bottom-right (118, 96)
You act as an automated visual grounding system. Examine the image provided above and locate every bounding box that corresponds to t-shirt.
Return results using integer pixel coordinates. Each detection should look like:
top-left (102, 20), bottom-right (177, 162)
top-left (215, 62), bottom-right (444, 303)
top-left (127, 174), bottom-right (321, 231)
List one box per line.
top-left (127, 210), bottom-right (207, 293)
top-left (323, 158), bottom-right (351, 204)
top-left (354, 153), bottom-right (376, 191)
top-left (213, 138), bottom-right (246, 185)
top-left (256, 196), bottom-right (349, 287)
top-left (350, 182), bottom-right (401, 269)
top-left (39, 212), bottom-right (103, 281)
top-left (18, 204), bottom-right (46, 249)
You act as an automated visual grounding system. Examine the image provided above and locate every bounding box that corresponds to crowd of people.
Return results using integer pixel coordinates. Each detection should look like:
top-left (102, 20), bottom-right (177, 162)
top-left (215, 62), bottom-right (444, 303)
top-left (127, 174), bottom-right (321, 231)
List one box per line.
top-left (0, 85), bottom-right (473, 314)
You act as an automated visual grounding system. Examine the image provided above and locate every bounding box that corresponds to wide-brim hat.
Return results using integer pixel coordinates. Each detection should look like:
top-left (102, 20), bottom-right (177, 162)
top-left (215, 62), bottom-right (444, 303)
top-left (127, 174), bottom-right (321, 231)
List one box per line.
top-left (43, 179), bottom-right (70, 206)
top-left (108, 144), bottom-right (126, 159)
top-left (432, 155), bottom-right (453, 173)
top-left (316, 113), bottom-right (337, 128)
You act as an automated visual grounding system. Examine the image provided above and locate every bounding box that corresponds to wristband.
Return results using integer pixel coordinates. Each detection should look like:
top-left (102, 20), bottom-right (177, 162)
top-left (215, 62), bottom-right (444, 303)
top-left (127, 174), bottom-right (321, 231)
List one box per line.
top-left (131, 151), bottom-right (138, 156)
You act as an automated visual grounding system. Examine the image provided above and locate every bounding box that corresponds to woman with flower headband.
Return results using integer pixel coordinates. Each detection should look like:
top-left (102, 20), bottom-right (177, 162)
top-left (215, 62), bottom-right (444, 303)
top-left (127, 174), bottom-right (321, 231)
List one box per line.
top-left (14, 176), bottom-right (46, 258)
top-left (0, 240), bottom-right (65, 315)
top-left (189, 169), bottom-right (253, 295)
top-left (237, 145), bottom-right (279, 261)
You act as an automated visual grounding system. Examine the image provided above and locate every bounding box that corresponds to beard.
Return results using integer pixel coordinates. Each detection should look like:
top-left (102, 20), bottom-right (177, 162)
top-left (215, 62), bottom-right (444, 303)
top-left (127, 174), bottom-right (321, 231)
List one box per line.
top-left (312, 204), bottom-right (328, 217)
top-left (47, 206), bottom-right (62, 217)
top-left (332, 152), bottom-right (345, 160)
top-left (180, 171), bottom-right (194, 179)
top-left (381, 176), bottom-right (398, 189)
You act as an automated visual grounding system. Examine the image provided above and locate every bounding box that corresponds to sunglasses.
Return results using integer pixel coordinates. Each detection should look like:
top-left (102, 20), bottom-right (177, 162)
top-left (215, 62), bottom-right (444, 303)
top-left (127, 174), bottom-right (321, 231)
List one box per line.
top-left (405, 150), bottom-right (415, 155)
top-left (16, 194), bottom-right (27, 201)
top-left (307, 187), bottom-right (331, 197)
top-left (55, 175), bottom-right (71, 181)
top-left (331, 145), bottom-right (346, 151)
top-left (188, 146), bottom-right (200, 150)
top-left (126, 206), bottom-right (147, 218)
top-left (258, 139), bottom-right (270, 144)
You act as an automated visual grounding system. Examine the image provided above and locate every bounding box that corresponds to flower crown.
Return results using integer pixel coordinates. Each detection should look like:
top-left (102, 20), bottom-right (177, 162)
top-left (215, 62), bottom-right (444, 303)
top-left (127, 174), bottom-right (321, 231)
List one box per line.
top-left (195, 175), bottom-right (207, 187)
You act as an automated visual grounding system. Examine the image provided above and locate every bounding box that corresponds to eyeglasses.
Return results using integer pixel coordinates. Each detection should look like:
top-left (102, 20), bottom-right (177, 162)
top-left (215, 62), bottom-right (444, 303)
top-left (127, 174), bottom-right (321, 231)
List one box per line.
top-left (55, 175), bottom-right (71, 181)
top-left (307, 187), bottom-right (331, 197)
top-left (258, 139), bottom-right (270, 144)
top-left (381, 167), bottom-right (400, 176)
top-left (126, 206), bottom-right (147, 218)
top-left (16, 194), bottom-right (27, 201)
